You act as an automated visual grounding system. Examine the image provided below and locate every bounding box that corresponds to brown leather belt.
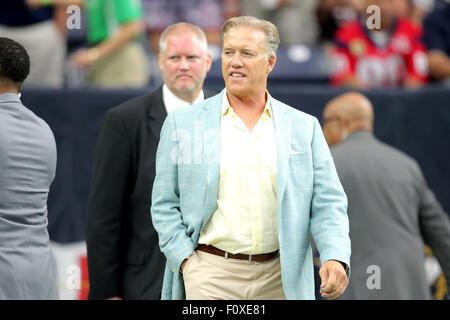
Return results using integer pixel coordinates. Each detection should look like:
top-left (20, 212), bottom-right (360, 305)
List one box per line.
top-left (197, 244), bottom-right (279, 262)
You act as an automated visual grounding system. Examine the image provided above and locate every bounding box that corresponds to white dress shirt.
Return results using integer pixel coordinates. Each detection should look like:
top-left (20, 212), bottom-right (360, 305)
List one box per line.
top-left (162, 84), bottom-right (204, 114)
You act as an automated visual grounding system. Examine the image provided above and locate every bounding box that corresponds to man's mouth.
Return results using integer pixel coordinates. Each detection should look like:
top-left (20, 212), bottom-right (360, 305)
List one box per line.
top-left (177, 74), bottom-right (192, 79)
top-left (230, 72), bottom-right (245, 78)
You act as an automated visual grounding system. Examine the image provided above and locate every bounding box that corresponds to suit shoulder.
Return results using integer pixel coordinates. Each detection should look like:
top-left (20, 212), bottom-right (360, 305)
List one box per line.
top-left (105, 88), bottom-right (163, 125)
top-left (377, 139), bottom-right (421, 169)
top-left (170, 94), bottom-right (220, 119)
top-left (333, 135), bottom-right (421, 172)
top-left (274, 99), bottom-right (317, 123)
top-left (18, 103), bottom-right (55, 138)
top-left (107, 88), bottom-right (162, 117)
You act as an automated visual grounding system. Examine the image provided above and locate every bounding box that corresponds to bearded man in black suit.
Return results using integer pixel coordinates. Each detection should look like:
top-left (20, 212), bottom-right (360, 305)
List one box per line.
top-left (86, 22), bottom-right (215, 300)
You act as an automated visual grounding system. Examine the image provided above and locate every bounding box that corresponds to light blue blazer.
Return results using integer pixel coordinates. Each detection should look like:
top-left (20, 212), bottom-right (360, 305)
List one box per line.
top-left (151, 89), bottom-right (350, 300)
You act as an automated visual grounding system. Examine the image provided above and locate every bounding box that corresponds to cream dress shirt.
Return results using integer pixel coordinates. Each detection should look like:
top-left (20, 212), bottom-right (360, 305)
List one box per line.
top-left (198, 91), bottom-right (278, 255)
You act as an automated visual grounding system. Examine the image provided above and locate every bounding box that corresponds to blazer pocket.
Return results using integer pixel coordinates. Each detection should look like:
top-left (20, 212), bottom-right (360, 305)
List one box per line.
top-left (182, 251), bottom-right (196, 276)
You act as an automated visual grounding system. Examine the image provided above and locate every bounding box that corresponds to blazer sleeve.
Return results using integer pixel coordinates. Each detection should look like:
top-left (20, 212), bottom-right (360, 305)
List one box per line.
top-left (85, 109), bottom-right (131, 299)
top-left (150, 112), bottom-right (196, 274)
top-left (308, 118), bottom-right (351, 274)
top-left (417, 168), bottom-right (450, 285)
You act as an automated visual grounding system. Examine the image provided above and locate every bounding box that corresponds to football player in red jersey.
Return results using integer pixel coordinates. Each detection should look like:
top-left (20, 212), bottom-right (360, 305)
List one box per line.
top-left (330, 0), bottom-right (428, 89)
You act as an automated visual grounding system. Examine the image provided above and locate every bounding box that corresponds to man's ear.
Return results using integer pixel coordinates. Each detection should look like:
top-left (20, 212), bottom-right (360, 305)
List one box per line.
top-left (206, 53), bottom-right (212, 72)
top-left (341, 117), bottom-right (350, 129)
top-left (158, 53), bottom-right (164, 71)
top-left (339, 117), bottom-right (350, 140)
top-left (267, 54), bottom-right (276, 74)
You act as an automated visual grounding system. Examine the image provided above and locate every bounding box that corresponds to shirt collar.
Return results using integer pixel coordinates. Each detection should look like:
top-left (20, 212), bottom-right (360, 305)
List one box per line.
top-left (221, 90), bottom-right (273, 118)
top-left (162, 84), bottom-right (204, 114)
top-left (0, 92), bottom-right (21, 104)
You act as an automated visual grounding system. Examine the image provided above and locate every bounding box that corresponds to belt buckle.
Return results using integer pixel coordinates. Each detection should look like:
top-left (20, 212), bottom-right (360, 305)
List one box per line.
top-left (248, 254), bottom-right (254, 264)
top-left (224, 252), bottom-right (229, 259)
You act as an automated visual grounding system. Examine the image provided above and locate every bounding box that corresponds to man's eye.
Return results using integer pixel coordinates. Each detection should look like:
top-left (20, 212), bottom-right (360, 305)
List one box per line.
top-left (224, 51), bottom-right (233, 55)
top-left (187, 56), bottom-right (198, 61)
top-left (169, 56), bottom-right (179, 61)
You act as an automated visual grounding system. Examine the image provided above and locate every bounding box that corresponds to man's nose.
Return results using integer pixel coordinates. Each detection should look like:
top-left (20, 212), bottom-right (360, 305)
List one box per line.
top-left (179, 57), bottom-right (190, 70)
top-left (231, 53), bottom-right (243, 68)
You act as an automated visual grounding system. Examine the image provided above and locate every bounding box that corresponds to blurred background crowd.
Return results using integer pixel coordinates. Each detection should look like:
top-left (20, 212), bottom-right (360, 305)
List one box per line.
top-left (1, 0), bottom-right (449, 90)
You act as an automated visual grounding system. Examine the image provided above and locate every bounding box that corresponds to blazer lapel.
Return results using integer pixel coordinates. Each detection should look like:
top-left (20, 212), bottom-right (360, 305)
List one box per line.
top-left (148, 87), bottom-right (216, 141)
top-left (271, 98), bottom-right (291, 209)
top-left (148, 86), bottom-right (168, 140)
top-left (201, 90), bottom-right (224, 225)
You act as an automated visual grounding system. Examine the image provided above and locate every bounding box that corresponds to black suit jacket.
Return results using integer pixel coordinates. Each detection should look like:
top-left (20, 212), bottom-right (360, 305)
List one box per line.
top-left (86, 86), bottom-right (216, 299)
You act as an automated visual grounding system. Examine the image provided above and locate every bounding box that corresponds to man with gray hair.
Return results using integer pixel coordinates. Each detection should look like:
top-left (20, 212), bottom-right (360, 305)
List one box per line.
top-left (151, 16), bottom-right (351, 300)
top-left (86, 22), bottom-right (214, 300)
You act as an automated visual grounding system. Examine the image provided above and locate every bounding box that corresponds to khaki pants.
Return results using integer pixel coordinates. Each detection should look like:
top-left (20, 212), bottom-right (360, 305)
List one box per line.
top-left (183, 250), bottom-right (286, 300)
top-left (87, 42), bottom-right (149, 88)
top-left (0, 21), bottom-right (65, 88)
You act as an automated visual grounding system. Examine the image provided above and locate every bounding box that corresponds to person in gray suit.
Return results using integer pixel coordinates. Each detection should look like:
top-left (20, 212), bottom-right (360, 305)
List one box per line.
top-left (0, 37), bottom-right (58, 299)
top-left (322, 92), bottom-right (450, 299)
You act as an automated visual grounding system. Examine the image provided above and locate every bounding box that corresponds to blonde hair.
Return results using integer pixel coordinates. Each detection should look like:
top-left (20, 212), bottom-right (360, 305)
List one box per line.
top-left (221, 16), bottom-right (280, 57)
top-left (159, 22), bottom-right (208, 54)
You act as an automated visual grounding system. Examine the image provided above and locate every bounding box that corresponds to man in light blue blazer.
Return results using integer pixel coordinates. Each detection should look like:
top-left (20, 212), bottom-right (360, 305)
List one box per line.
top-left (151, 16), bottom-right (351, 300)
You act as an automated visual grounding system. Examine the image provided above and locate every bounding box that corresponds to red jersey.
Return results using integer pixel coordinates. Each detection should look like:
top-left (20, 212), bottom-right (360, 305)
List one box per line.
top-left (331, 18), bottom-right (428, 88)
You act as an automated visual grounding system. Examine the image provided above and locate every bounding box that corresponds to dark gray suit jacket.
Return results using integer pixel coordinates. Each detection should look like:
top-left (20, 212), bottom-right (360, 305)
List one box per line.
top-left (86, 86), bottom-right (216, 299)
top-left (331, 130), bottom-right (450, 299)
top-left (0, 93), bottom-right (58, 299)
